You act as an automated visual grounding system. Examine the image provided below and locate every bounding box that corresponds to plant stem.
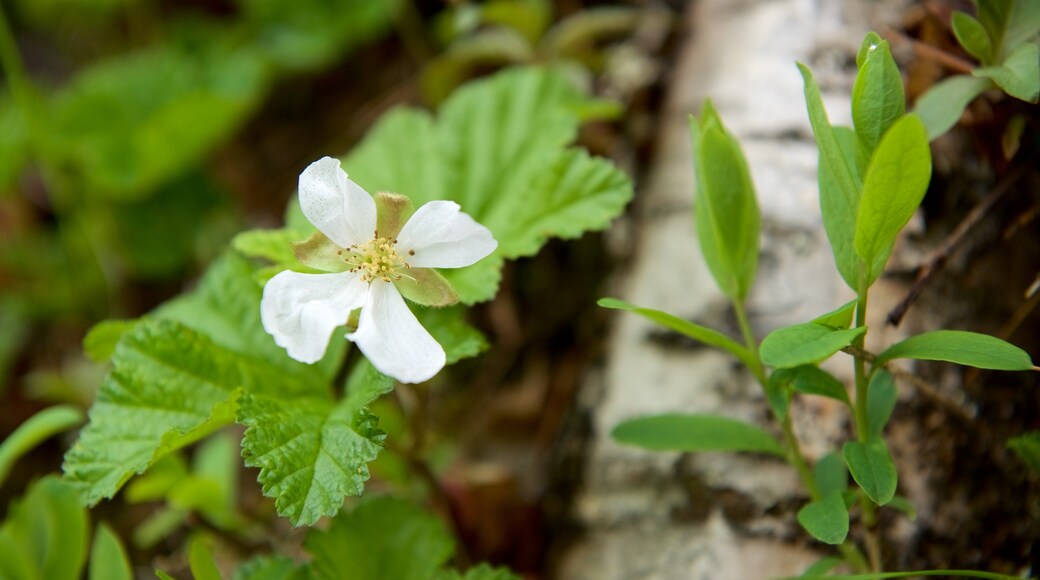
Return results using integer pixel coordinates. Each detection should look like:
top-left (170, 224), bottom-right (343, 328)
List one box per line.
top-left (853, 287), bottom-right (882, 572)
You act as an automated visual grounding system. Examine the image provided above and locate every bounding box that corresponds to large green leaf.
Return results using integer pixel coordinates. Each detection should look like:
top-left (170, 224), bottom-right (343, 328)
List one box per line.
top-left (304, 495), bottom-right (455, 580)
top-left (874, 330), bottom-right (1034, 370)
top-left (611, 414), bottom-right (785, 457)
top-left (852, 33), bottom-right (906, 169)
top-left (913, 75), bottom-right (992, 140)
top-left (797, 491), bottom-right (849, 545)
top-left (240, 361), bottom-right (393, 526)
top-left (843, 439), bottom-right (897, 505)
top-left (689, 100), bottom-right (761, 300)
top-left (342, 66), bottom-right (633, 304)
top-left (974, 42), bottom-right (1040, 103)
top-left (0, 476), bottom-right (88, 580)
top-left (853, 114), bottom-right (931, 286)
top-left (597, 297), bottom-right (753, 368)
top-left (760, 322), bottom-right (867, 369)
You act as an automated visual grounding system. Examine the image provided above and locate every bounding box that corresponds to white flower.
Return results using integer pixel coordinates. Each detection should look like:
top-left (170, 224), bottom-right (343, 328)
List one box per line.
top-left (260, 157), bottom-right (497, 383)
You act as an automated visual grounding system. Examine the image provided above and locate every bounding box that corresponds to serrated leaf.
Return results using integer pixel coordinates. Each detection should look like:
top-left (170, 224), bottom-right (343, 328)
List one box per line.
top-left (0, 405), bottom-right (84, 487)
top-left (611, 413), bottom-right (785, 457)
top-left (232, 228), bottom-right (308, 267)
top-left (89, 523), bottom-right (132, 580)
top-left (240, 361), bottom-right (393, 526)
top-left (760, 323), bottom-right (866, 369)
top-left (867, 369), bottom-right (897, 439)
top-left (342, 67), bottom-right (633, 304)
top-left (598, 297), bottom-right (753, 367)
top-left (814, 452), bottom-right (849, 497)
top-left (771, 364), bottom-right (851, 406)
top-left (974, 41), bottom-right (1040, 103)
top-left (689, 100), bottom-right (761, 300)
top-left (913, 75), bottom-right (992, 140)
top-left (1008, 431), bottom-right (1040, 471)
top-left (0, 476), bottom-right (88, 580)
top-left (797, 491), bottom-right (849, 545)
top-left (874, 330), bottom-right (1034, 370)
top-left (953, 11), bottom-right (994, 63)
top-left (853, 114), bottom-right (932, 286)
top-left (817, 126), bottom-right (863, 289)
top-left (63, 320), bottom-right (250, 505)
top-left (304, 495), bottom-right (455, 580)
top-left (843, 439), bottom-right (897, 505)
top-left (852, 33), bottom-right (906, 169)
top-left (83, 319), bottom-right (138, 363)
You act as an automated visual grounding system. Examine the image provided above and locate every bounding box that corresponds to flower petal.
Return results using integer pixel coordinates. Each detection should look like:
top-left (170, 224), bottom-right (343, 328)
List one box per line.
top-left (261, 269), bottom-right (368, 364)
top-left (298, 156), bottom-right (376, 248)
top-left (395, 201), bottom-right (497, 269)
top-left (348, 281), bottom-right (445, 383)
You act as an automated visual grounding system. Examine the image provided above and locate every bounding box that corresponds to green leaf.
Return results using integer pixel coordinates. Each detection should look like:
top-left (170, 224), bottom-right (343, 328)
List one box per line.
top-left (189, 536), bottom-right (222, 580)
top-left (415, 306), bottom-right (489, 365)
top-left (611, 414), bottom-right (785, 456)
top-left (867, 369), bottom-right (897, 439)
top-left (304, 496), bottom-right (455, 580)
top-left (232, 228), bottom-right (308, 267)
top-left (89, 523), bottom-right (132, 580)
top-left (63, 320), bottom-right (249, 505)
top-left (764, 372), bottom-right (791, 421)
top-left (843, 439), bottom-right (897, 505)
top-left (886, 495), bottom-right (917, 521)
top-left (814, 452), bottom-right (849, 497)
top-left (874, 330), bottom-right (1034, 370)
top-left (240, 361), bottom-right (393, 526)
top-left (797, 556), bottom-right (843, 579)
top-left (771, 364), bottom-right (851, 406)
top-left (797, 491), bottom-right (849, 545)
top-left (817, 126), bottom-right (863, 289)
top-left (0, 405), bottom-right (84, 487)
top-left (1004, 0), bottom-right (1040, 55)
top-left (437, 563), bottom-right (522, 580)
top-left (913, 75), bottom-right (992, 140)
top-left (597, 298), bottom-right (753, 367)
top-left (83, 319), bottom-right (138, 363)
top-left (0, 476), bottom-right (88, 580)
top-left (812, 299), bottom-right (858, 330)
top-left (342, 67), bottom-right (633, 304)
top-left (852, 33), bottom-right (906, 168)
top-left (952, 11), bottom-right (994, 63)
top-left (689, 100), bottom-right (761, 300)
top-left (853, 114), bottom-right (932, 286)
top-left (760, 323), bottom-right (867, 369)
top-left (233, 556), bottom-right (305, 580)
top-left (1007, 431), bottom-right (1040, 471)
top-left (974, 42), bottom-right (1040, 103)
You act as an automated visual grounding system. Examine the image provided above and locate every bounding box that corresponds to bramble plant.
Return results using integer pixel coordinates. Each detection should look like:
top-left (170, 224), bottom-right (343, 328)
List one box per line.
top-left (601, 26), bottom-right (1037, 580)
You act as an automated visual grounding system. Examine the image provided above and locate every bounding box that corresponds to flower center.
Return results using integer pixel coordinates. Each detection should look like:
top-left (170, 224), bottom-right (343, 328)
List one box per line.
top-left (339, 234), bottom-right (411, 283)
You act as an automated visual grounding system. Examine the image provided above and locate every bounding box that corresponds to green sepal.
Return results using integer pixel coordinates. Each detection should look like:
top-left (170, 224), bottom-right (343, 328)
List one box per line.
top-left (394, 269), bottom-right (459, 307)
top-left (292, 231), bottom-right (349, 273)
top-left (375, 192), bottom-right (415, 240)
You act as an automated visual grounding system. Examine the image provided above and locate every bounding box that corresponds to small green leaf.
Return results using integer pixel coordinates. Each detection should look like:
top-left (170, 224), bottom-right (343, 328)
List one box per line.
top-left (690, 100), bottom-right (761, 300)
top-left (598, 297), bottom-right (753, 367)
top-left (233, 228), bottom-right (306, 266)
top-left (814, 452), bottom-right (849, 497)
top-left (812, 299), bottom-right (858, 330)
top-left (304, 496), bottom-right (455, 580)
top-left (817, 126), bottom-right (863, 289)
top-left (852, 33), bottom-right (906, 168)
top-left (189, 536), bottom-right (221, 580)
top-left (772, 365), bottom-right (851, 406)
top-left (611, 414), bottom-right (784, 456)
top-left (89, 523), bottom-right (132, 580)
top-left (886, 495), bottom-right (918, 521)
top-left (760, 323), bottom-right (867, 369)
top-left (843, 439), bottom-right (897, 505)
top-left (0, 405), bottom-right (84, 487)
top-left (974, 42), bottom-right (1040, 103)
top-left (874, 330), bottom-right (1034, 370)
top-left (913, 75), bottom-right (992, 140)
top-left (83, 320), bottom-right (138, 363)
top-left (952, 11), bottom-right (994, 63)
top-left (797, 556), bottom-right (843, 579)
top-left (797, 491), bottom-right (849, 545)
top-left (867, 370), bottom-right (897, 439)
top-left (764, 372), bottom-right (792, 421)
top-left (1007, 431), bottom-right (1040, 471)
top-left (0, 476), bottom-right (88, 580)
top-left (853, 114), bottom-right (932, 286)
